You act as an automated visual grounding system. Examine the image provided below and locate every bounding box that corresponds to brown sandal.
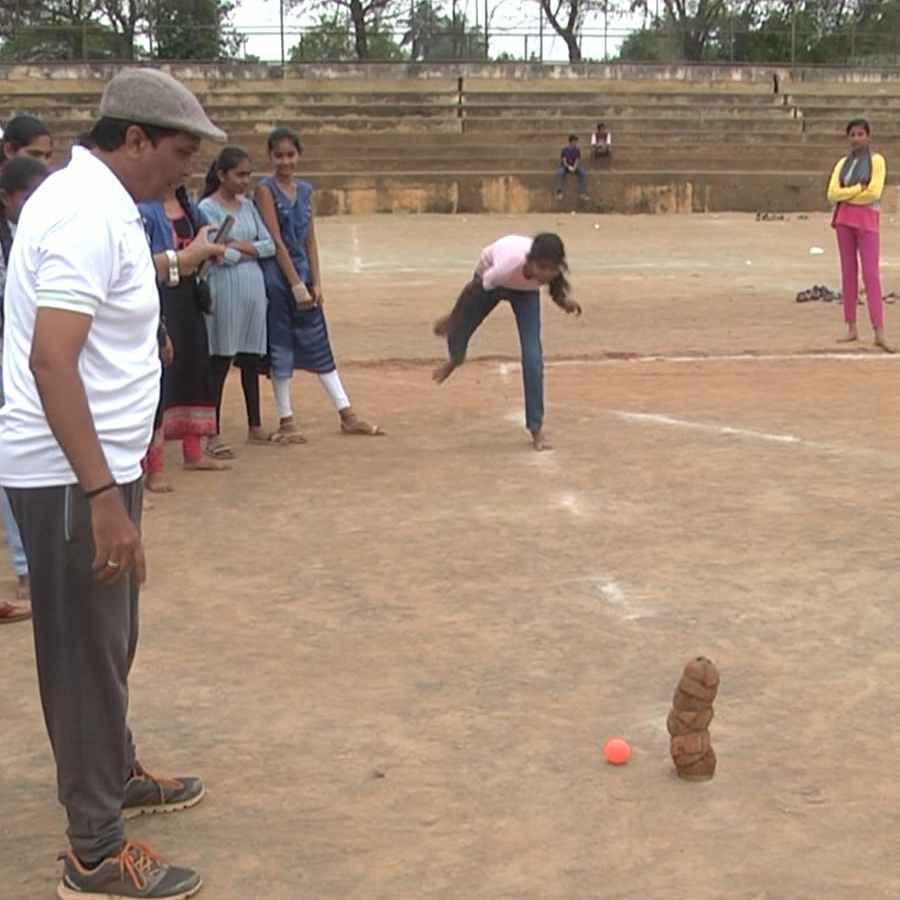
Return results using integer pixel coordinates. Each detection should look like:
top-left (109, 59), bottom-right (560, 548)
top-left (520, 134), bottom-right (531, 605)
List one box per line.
top-left (341, 416), bottom-right (384, 436)
top-left (268, 428), bottom-right (307, 445)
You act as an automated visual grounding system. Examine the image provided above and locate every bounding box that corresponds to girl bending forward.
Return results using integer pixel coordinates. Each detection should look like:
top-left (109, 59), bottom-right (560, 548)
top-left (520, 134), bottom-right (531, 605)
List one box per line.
top-left (434, 233), bottom-right (581, 451)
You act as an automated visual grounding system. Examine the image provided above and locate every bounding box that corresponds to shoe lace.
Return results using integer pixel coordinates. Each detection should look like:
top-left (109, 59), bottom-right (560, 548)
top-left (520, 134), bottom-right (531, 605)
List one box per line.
top-left (141, 767), bottom-right (183, 790)
top-left (133, 763), bottom-right (183, 795)
top-left (117, 841), bottom-right (163, 892)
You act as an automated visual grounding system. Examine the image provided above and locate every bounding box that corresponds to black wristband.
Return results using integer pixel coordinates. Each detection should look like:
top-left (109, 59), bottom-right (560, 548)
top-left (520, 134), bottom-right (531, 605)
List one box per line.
top-left (84, 481), bottom-right (118, 500)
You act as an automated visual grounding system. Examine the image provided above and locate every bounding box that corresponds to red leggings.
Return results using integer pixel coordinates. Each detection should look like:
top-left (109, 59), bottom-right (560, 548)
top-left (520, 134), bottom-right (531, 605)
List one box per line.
top-left (144, 428), bottom-right (203, 475)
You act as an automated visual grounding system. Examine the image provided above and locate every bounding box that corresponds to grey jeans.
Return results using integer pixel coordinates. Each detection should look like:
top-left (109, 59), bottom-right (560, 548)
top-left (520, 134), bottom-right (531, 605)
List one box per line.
top-left (7, 481), bottom-right (142, 863)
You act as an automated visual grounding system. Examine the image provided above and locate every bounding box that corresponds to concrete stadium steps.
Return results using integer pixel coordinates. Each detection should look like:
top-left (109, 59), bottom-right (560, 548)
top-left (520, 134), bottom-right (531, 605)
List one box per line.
top-left (463, 91), bottom-right (783, 107)
top-left (5, 65), bottom-right (900, 215)
top-left (802, 118), bottom-right (900, 135)
top-left (269, 170), bottom-right (865, 215)
top-left (47, 130), bottom-right (890, 175)
top-left (461, 116), bottom-right (803, 134)
top-left (462, 79), bottom-right (775, 95)
top-left (460, 103), bottom-right (790, 120)
top-left (787, 95), bottom-right (900, 110)
top-left (255, 153), bottom-right (900, 174)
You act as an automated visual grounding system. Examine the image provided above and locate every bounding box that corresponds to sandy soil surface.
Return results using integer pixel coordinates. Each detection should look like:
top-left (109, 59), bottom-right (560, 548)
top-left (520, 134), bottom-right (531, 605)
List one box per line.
top-left (6, 213), bottom-right (900, 899)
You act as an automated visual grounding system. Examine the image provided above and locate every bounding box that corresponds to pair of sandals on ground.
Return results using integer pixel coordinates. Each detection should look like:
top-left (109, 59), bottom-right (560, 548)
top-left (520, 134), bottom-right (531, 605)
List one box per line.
top-left (206, 410), bottom-right (384, 457)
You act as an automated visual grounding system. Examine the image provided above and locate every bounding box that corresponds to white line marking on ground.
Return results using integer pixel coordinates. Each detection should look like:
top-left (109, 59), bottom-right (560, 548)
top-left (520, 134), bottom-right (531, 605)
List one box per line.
top-left (543, 352), bottom-right (900, 368)
top-left (557, 492), bottom-right (584, 516)
top-left (595, 578), bottom-right (655, 621)
top-left (351, 226), bottom-right (362, 274)
top-left (609, 408), bottom-right (900, 467)
top-left (497, 362), bottom-right (511, 380)
top-left (612, 411), bottom-right (801, 445)
top-left (557, 576), bottom-right (654, 621)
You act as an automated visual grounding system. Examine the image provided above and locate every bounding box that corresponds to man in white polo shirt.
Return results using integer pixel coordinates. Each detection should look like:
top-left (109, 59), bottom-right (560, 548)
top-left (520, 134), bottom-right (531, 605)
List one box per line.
top-left (1, 69), bottom-right (225, 900)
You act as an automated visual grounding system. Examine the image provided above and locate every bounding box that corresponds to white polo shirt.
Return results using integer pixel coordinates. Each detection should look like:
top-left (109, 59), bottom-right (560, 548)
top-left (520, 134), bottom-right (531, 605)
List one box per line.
top-left (0, 146), bottom-right (161, 488)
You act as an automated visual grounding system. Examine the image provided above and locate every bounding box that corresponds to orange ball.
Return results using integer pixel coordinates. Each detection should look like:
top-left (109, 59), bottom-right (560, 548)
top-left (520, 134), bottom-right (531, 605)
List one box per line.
top-left (603, 738), bottom-right (631, 765)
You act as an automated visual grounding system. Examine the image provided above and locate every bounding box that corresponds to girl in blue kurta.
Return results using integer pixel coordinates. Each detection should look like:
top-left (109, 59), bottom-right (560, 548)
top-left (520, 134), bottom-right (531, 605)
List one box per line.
top-left (254, 127), bottom-right (381, 443)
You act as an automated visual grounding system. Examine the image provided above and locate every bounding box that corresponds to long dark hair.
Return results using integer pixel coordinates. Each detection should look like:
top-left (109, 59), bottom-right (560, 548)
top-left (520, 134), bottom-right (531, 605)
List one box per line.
top-left (174, 185), bottom-right (212, 313)
top-left (202, 145), bottom-right (250, 199)
top-left (267, 126), bottom-right (302, 154)
top-left (174, 184), bottom-right (201, 235)
top-left (1, 113), bottom-right (50, 161)
top-left (528, 232), bottom-right (570, 305)
top-left (0, 156), bottom-right (47, 264)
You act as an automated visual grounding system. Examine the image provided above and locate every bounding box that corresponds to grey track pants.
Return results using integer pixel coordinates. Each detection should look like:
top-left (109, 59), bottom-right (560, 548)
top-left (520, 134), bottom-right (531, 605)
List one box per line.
top-left (7, 480), bottom-right (143, 863)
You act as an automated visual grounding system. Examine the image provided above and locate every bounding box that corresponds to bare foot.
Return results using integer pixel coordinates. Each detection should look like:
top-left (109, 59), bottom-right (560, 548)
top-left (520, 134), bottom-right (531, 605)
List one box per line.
top-left (837, 327), bottom-right (859, 343)
top-left (531, 429), bottom-right (552, 452)
top-left (433, 315), bottom-right (451, 337)
top-left (183, 458), bottom-right (231, 472)
top-left (247, 427), bottom-right (272, 445)
top-left (0, 598), bottom-right (30, 624)
top-left (15, 575), bottom-right (29, 604)
top-left (145, 472), bottom-right (174, 494)
top-left (433, 361), bottom-right (456, 384)
top-left (875, 335), bottom-right (897, 354)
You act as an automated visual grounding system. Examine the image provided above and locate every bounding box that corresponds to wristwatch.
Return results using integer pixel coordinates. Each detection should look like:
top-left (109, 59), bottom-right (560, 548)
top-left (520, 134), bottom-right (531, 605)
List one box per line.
top-left (165, 250), bottom-right (180, 287)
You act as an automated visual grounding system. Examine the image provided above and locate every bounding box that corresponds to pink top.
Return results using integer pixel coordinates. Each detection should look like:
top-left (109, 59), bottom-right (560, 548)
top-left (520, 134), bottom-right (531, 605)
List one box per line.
top-left (833, 202), bottom-right (880, 234)
top-left (476, 235), bottom-right (541, 291)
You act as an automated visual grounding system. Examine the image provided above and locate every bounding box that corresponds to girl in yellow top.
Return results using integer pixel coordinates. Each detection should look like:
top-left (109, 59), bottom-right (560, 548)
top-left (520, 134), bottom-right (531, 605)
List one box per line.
top-left (827, 118), bottom-right (894, 352)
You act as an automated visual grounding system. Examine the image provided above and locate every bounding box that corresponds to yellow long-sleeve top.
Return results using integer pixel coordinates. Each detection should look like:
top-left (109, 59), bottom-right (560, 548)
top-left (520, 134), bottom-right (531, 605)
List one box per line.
top-left (827, 152), bottom-right (886, 207)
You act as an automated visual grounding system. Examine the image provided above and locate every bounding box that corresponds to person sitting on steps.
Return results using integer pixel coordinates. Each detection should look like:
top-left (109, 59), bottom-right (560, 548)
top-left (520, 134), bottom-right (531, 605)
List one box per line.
top-left (591, 122), bottom-right (612, 160)
top-left (555, 134), bottom-right (589, 203)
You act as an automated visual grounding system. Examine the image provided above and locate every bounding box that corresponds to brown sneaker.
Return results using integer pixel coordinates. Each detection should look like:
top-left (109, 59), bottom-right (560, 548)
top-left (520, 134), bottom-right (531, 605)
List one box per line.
top-left (123, 762), bottom-right (205, 820)
top-left (57, 841), bottom-right (202, 899)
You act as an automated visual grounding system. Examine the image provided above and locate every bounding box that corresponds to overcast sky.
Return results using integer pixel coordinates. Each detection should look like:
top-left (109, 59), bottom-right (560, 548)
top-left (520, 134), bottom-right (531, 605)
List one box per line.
top-left (231, 0), bottom-right (642, 63)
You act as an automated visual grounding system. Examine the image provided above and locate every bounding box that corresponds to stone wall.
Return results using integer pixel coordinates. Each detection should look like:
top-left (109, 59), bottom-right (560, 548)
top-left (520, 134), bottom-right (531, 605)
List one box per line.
top-left (1, 60), bottom-right (899, 88)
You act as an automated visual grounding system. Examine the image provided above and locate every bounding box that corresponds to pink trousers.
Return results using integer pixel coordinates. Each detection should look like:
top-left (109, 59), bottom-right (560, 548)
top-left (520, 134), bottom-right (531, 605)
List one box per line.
top-left (835, 224), bottom-right (884, 330)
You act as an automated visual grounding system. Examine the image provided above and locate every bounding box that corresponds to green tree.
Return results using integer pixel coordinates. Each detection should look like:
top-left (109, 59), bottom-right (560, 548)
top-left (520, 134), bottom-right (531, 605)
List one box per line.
top-left (537, 0), bottom-right (596, 61)
top-left (151, 0), bottom-right (242, 60)
top-left (403, 0), bottom-right (486, 60)
top-left (290, 10), bottom-right (404, 60)
top-left (0, 0), bottom-right (126, 61)
top-left (289, 0), bottom-right (401, 60)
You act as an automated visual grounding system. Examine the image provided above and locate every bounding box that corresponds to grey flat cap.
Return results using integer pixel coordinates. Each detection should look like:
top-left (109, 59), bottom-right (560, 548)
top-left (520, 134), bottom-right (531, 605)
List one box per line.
top-left (99, 68), bottom-right (227, 142)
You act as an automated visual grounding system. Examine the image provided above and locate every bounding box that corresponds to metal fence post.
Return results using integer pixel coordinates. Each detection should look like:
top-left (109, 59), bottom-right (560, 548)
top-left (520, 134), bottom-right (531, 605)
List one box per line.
top-left (790, 2), bottom-right (797, 67)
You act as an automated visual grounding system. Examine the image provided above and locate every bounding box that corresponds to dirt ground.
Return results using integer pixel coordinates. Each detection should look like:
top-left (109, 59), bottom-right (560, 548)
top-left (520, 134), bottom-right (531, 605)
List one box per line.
top-left (6, 212), bottom-right (900, 899)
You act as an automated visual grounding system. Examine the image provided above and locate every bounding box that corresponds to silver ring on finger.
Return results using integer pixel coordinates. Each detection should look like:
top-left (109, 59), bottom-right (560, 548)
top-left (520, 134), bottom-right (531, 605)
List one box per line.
top-left (105, 560), bottom-right (121, 570)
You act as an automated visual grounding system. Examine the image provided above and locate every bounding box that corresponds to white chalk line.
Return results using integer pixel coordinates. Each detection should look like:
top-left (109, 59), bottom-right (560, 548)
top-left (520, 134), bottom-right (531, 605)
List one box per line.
top-left (537, 352), bottom-right (900, 369)
top-left (558, 575), bottom-right (656, 622)
top-left (350, 225), bottom-right (362, 275)
top-left (556, 492), bottom-right (585, 517)
top-left (613, 411), bottom-right (801, 446)
top-left (610, 409), bottom-right (900, 465)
